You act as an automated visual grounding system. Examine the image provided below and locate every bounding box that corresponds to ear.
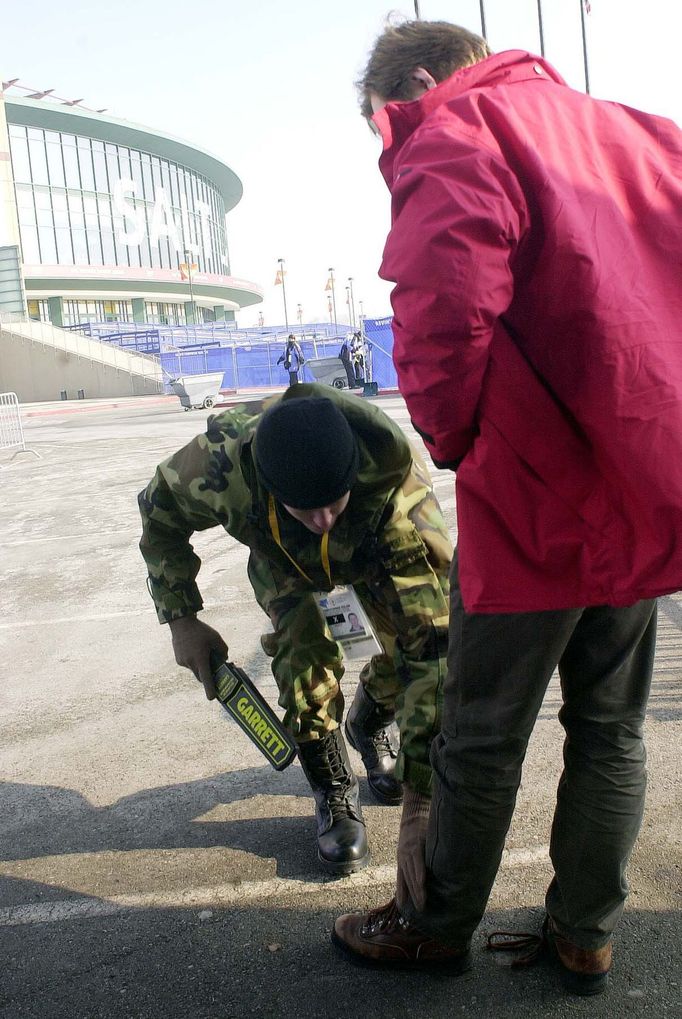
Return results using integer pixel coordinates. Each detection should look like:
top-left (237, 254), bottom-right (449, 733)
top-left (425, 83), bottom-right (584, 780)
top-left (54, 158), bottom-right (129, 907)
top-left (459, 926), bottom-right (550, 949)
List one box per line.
top-left (407, 66), bottom-right (438, 97)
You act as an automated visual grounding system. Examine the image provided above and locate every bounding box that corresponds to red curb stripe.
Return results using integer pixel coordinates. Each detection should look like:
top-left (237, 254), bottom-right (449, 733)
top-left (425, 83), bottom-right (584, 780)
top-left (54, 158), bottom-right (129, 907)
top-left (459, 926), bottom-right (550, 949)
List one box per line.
top-left (24, 396), bottom-right (175, 417)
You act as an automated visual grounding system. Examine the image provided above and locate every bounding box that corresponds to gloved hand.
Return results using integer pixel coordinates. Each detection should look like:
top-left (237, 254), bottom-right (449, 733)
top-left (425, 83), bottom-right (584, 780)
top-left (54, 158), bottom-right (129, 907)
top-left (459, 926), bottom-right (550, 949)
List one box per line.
top-left (168, 615), bottom-right (229, 700)
top-left (395, 786), bottom-right (431, 913)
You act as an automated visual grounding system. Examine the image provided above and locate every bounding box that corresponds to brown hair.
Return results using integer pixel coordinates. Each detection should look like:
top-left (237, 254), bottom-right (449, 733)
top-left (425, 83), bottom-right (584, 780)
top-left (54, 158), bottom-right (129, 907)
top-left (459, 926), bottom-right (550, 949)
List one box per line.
top-left (358, 18), bottom-right (491, 118)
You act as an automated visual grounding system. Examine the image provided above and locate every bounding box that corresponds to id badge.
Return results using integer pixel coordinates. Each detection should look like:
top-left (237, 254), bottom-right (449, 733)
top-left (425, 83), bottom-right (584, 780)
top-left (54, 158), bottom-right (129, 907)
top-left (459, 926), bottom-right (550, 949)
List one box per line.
top-left (316, 585), bottom-right (382, 660)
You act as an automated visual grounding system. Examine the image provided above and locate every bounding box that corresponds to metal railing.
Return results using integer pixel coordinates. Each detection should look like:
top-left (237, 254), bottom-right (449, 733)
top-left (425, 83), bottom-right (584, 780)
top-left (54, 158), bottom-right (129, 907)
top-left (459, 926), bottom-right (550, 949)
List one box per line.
top-left (0, 391), bottom-right (40, 466)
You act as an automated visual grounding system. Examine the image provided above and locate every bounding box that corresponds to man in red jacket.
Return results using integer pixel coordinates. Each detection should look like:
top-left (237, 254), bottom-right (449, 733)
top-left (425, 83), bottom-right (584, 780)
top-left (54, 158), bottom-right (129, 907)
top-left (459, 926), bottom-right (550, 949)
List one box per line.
top-left (332, 20), bottom-right (682, 995)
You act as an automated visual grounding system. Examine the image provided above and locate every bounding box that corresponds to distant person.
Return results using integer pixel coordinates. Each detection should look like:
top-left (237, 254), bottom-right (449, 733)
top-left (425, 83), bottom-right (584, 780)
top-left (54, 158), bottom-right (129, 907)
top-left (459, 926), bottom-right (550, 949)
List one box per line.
top-left (332, 18), bottom-right (682, 997)
top-left (351, 332), bottom-right (366, 385)
top-left (139, 383), bottom-right (452, 877)
top-left (277, 334), bottom-right (305, 386)
top-left (339, 335), bottom-right (357, 389)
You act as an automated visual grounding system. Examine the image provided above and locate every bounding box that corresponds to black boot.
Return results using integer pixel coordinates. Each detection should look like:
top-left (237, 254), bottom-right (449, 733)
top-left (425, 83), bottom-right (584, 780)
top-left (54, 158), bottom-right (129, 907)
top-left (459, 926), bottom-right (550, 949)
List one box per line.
top-left (345, 684), bottom-right (403, 806)
top-left (297, 729), bottom-right (369, 875)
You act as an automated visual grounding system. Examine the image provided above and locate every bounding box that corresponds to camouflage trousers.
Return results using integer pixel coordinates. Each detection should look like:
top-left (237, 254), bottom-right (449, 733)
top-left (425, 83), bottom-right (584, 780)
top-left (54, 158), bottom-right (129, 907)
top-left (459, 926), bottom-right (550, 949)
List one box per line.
top-left (259, 581), bottom-right (437, 742)
top-left (249, 544), bottom-right (449, 794)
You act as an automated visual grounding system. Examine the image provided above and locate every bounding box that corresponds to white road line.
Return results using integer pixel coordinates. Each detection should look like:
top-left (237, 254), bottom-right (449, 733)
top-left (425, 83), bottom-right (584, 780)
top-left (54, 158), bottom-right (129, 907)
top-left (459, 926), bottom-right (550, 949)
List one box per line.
top-left (0, 603), bottom-right (248, 630)
top-left (0, 610), bottom-right (153, 630)
top-left (1, 531), bottom-right (132, 547)
top-left (0, 847), bottom-right (549, 927)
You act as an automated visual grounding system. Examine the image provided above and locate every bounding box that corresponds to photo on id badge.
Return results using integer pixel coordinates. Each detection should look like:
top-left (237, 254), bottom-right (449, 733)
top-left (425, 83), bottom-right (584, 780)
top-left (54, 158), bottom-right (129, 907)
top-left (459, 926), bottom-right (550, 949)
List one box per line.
top-left (323, 608), bottom-right (365, 636)
top-left (347, 611), bottom-right (365, 634)
top-left (317, 587), bottom-right (380, 659)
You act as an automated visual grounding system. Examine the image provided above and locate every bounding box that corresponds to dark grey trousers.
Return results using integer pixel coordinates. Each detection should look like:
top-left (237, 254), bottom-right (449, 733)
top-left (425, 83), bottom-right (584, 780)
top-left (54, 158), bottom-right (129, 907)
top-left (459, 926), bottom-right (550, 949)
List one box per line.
top-left (402, 553), bottom-right (657, 950)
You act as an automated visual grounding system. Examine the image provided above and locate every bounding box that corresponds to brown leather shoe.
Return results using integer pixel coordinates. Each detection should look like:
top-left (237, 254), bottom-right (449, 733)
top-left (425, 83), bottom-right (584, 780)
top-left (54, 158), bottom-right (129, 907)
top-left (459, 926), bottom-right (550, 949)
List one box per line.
top-left (332, 898), bottom-right (472, 971)
top-left (546, 918), bottom-right (612, 996)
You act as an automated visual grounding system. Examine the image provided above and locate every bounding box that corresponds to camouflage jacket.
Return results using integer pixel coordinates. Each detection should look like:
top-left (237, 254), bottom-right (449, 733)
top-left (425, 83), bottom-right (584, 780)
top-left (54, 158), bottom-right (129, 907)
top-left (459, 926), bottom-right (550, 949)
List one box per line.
top-left (139, 383), bottom-right (452, 792)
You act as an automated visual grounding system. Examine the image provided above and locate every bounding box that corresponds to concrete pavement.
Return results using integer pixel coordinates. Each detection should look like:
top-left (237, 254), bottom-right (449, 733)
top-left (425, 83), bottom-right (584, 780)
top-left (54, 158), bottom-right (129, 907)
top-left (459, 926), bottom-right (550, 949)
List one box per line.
top-left (1, 395), bottom-right (680, 1019)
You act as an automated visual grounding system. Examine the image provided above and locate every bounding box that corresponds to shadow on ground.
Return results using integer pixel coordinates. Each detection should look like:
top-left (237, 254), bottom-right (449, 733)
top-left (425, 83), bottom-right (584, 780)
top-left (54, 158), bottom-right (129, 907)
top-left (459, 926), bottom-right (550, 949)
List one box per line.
top-left (0, 765), bottom-right (398, 889)
top-left (1, 896), bottom-right (680, 1019)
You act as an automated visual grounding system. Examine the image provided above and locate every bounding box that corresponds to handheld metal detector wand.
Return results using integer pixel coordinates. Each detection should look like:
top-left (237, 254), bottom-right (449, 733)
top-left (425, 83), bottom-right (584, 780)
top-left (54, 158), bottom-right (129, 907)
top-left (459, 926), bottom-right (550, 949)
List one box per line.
top-left (210, 652), bottom-right (296, 771)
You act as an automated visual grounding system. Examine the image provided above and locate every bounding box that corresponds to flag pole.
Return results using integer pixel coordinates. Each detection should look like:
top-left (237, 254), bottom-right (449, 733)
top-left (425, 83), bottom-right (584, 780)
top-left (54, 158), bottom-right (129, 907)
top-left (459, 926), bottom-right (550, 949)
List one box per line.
top-left (183, 247), bottom-right (196, 324)
top-left (277, 257), bottom-right (289, 330)
top-left (328, 266), bottom-right (338, 331)
top-left (479, 0), bottom-right (487, 40)
top-left (348, 276), bottom-right (357, 330)
top-left (537, 0), bottom-right (545, 56)
top-left (579, 0), bottom-right (591, 94)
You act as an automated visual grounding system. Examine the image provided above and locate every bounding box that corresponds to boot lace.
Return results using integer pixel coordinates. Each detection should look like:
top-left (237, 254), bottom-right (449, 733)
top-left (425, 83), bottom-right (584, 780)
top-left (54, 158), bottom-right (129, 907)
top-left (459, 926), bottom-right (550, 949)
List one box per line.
top-left (360, 898), bottom-right (409, 937)
top-left (370, 727), bottom-right (396, 757)
top-left (307, 736), bottom-right (356, 822)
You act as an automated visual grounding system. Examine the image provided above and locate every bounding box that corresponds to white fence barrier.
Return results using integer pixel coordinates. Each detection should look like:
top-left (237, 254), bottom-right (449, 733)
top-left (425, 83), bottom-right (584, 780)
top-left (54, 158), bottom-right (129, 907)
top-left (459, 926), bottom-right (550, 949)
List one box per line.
top-left (0, 392), bottom-right (40, 466)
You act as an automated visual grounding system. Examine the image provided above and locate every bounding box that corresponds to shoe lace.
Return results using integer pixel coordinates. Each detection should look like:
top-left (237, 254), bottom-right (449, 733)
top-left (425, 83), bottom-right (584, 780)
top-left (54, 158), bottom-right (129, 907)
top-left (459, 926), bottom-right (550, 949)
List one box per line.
top-left (326, 738), bottom-right (351, 786)
top-left (486, 928), bottom-right (545, 967)
top-left (307, 736), bottom-right (356, 821)
top-left (370, 727), bottom-right (395, 757)
top-left (360, 899), bottom-right (408, 937)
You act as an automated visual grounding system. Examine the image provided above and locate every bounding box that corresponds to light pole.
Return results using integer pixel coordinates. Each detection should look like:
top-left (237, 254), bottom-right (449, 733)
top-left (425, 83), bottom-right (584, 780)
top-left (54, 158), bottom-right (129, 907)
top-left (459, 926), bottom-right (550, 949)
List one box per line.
top-left (479, 0), bottom-right (487, 40)
top-left (183, 247), bottom-right (196, 325)
top-left (297, 302), bottom-right (303, 337)
top-left (327, 267), bottom-right (338, 331)
top-left (537, 0), bottom-right (545, 56)
top-left (347, 276), bottom-right (357, 330)
top-left (346, 285), bottom-right (351, 327)
top-left (359, 302), bottom-right (371, 383)
top-left (579, 0), bottom-right (591, 94)
top-left (277, 257), bottom-right (289, 330)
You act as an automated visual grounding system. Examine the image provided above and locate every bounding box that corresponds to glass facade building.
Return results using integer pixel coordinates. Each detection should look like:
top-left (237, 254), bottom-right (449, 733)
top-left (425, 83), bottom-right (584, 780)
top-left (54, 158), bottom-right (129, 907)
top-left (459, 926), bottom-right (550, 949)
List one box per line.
top-left (2, 95), bottom-right (262, 327)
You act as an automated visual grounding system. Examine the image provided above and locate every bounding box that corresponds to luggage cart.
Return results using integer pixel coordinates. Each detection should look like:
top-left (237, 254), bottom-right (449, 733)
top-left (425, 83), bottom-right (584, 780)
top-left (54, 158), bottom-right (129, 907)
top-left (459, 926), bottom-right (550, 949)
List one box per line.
top-left (169, 371), bottom-right (225, 410)
top-left (304, 356), bottom-right (349, 390)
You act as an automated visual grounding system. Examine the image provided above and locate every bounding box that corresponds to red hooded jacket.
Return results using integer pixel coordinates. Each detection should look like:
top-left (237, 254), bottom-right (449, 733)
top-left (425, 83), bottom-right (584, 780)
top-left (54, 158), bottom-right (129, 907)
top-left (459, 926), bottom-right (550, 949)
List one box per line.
top-left (374, 51), bottom-right (682, 613)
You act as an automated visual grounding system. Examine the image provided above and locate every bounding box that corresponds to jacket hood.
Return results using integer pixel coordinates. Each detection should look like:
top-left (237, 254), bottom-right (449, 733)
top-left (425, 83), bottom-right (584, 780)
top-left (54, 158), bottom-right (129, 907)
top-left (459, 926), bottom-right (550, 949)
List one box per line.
top-left (373, 50), bottom-right (566, 187)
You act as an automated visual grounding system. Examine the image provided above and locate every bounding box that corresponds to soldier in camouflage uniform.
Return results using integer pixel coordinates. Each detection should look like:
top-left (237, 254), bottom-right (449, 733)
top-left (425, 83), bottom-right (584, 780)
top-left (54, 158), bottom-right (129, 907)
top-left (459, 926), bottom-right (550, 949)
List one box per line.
top-left (139, 382), bottom-right (452, 874)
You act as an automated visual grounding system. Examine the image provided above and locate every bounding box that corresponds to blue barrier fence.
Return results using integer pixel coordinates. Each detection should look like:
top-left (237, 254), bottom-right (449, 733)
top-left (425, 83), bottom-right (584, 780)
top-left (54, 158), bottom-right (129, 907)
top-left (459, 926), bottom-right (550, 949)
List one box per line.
top-left (364, 316), bottom-right (397, 390)
top-left (160, 337), bottom-right (345, 390)
top-left (63, 316), bottom-right (399, 392)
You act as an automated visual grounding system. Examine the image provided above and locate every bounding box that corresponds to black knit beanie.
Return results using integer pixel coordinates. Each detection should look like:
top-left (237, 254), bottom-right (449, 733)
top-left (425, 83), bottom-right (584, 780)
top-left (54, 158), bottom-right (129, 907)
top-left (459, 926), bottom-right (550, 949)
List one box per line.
top-left (255, 397), bottom-right (359, 509)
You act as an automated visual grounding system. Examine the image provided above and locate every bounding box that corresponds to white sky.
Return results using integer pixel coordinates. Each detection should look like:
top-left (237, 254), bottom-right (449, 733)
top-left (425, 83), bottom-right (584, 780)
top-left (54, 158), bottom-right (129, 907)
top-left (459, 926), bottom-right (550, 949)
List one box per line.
top-left (1, 0), bottom-right (680, 328)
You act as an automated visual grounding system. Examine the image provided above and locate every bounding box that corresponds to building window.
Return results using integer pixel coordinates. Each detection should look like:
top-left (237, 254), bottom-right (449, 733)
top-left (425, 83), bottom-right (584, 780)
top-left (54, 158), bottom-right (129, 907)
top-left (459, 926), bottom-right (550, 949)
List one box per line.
top-left (27, 130), bottom-right (49, 186)
top-left (45, 135), bottom-right (66, 188)
top-left (9, 127), bottom-right (31, 183)
top-left (63, 143), bottom-right (81, 189)
top-left (92, 141), bottom-right (109, 193)
top-left (19, 225), bottom-right (41, 264)
top-left (77, 138), bottom-right (95, 191)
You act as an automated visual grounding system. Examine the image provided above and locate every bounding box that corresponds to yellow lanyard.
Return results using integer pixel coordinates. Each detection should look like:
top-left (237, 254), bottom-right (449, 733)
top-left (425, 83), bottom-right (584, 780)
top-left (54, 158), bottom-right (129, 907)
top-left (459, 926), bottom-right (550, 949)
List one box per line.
top-left (268, 494), bottom-right (332, 587)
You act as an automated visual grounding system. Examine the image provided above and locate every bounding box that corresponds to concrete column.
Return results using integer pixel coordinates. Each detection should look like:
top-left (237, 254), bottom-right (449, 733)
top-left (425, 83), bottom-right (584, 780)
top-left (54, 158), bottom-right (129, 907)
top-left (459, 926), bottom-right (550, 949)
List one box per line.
top-left (48, 296), bottom-right (64, 327)
top-left (184, 301), bottom-right (197, 325)
top-left (213, 305), bottom-right (225, 321)
top-left (132, 298), bottom-right (146, 323)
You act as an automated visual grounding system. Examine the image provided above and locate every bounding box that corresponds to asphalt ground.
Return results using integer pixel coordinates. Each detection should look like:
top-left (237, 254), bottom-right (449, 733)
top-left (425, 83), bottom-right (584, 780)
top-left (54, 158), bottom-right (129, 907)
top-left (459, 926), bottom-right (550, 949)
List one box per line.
top-left (1, 393), bottom-right (681, 1019)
